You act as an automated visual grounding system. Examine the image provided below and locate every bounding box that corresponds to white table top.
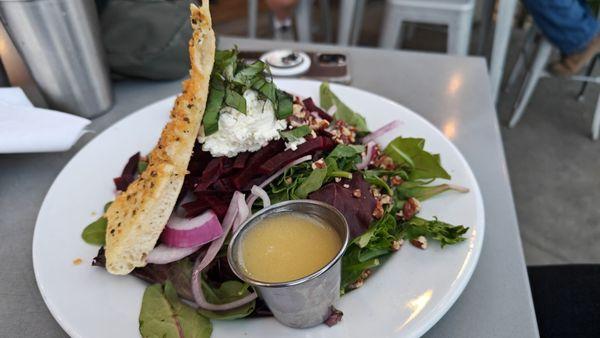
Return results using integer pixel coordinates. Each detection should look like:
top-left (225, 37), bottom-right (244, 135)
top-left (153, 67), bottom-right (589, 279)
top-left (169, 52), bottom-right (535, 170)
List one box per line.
top-left (0, 37), bottom-right (538, 337)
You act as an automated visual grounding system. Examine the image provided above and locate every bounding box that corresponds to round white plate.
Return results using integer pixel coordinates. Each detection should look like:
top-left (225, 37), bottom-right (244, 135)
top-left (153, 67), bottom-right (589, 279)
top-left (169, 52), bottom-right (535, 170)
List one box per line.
top-left (33, 79), bottom-right (484, 338)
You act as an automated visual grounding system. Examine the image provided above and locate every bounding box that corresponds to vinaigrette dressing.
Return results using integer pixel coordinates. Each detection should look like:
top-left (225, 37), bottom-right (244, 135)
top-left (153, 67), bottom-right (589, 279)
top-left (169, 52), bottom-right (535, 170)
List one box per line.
top-left (240, 212), bottom-right (342, 283)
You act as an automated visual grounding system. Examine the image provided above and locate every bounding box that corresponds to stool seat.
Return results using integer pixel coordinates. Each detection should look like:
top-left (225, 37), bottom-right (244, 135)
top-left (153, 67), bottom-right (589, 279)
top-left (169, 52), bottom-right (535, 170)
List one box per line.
top-left (379, 0), bottom-right (475, 55)
top-left (388, 0), bottom-right (474, 12)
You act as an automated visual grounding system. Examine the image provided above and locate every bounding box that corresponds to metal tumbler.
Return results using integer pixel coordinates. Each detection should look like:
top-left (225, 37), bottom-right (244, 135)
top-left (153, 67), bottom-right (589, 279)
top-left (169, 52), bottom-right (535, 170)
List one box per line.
top-left (0, 0), bottom-right (113, 118)
top-left (228, 200), bottom-right (349, 328)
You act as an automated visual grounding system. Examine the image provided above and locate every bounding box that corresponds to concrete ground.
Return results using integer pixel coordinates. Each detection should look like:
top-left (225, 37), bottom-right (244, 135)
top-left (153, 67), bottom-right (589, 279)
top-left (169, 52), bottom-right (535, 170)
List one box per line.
top-left (213, 1), bottom-right (600, 266)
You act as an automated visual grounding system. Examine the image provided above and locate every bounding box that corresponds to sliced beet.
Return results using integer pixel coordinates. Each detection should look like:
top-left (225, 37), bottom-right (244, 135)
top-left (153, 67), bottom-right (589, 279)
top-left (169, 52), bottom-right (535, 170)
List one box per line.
top-left (309, 173), bottom-right (376, 239)
top-left (232, 140), bottom-right (285, 189)
top-left (303, 97), bottom-right (332, 121)
top-left (113, 152), bottom-right (140, 191)
top-left (258, 136), bottom-right (335, 175)
top-left (233, 152), bottom-right (250, 169)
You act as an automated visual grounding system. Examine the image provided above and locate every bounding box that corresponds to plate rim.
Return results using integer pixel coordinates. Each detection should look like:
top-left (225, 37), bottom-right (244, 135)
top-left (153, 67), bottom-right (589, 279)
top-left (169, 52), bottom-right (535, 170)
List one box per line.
top-left (32, 79), bottom-right (485, 338)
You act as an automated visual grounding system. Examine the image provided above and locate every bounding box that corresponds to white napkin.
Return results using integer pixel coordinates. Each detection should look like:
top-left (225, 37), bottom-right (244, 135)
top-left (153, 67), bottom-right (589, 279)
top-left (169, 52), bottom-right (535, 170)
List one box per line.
top-left (0, 88), bottom-right (91, 153)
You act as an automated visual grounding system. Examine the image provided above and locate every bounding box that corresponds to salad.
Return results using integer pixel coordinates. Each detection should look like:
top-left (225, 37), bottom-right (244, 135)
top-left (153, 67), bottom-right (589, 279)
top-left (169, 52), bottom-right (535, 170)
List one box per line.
top-left (79, 5), bottom-right (468, 335)
top-left (82, 50), bottom-right (469, 337)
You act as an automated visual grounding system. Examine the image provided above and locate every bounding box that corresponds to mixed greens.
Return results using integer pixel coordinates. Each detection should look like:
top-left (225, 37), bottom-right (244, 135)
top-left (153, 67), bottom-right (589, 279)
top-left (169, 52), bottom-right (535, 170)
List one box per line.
top-left (83, 49), bottom-right (470, 337)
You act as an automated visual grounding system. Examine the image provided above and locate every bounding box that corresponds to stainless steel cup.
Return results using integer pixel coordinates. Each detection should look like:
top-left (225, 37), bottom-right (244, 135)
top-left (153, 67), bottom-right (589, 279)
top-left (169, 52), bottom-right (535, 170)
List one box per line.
top-left (228, 200), bottom-right (349, 328)
top-left (0, 0), bottom-right (113, 118)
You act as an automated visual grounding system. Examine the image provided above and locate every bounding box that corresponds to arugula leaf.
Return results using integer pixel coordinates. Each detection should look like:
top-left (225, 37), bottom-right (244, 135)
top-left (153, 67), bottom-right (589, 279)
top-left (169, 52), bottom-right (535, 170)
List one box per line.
top-left (403, 217), bottom-right (469, 247)
top-left (363, 171), bottom-right (393, 196)
top-left (384, 137), bottom-right (450, 180)
top-left (341, 246), bottom-right (381, 292)
top-left (81, 202), bottom-right (112, 245)
top-left (224, 87), bottom-right (247, 114)
top-left (319, 82), bottom-right (368, 132)
top-left (280, 126), bottom-right (311, 143)
top-left (396, 181), bottom-right (467, 201)
top-left (198, 280), bottom-right (256, 320)
top-left (295, 167), bottom-right (327, 198)
top-left (139, 282), bottom-right (212, 338)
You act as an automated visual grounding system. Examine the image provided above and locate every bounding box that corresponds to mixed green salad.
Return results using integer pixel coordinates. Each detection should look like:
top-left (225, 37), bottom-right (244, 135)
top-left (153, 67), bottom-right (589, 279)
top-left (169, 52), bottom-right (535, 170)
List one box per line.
top-left (82, 49), bottom-right (469, 337)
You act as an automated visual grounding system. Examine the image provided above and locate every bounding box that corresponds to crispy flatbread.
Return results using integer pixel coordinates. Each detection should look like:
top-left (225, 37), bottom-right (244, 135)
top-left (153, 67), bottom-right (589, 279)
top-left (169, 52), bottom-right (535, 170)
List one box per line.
top-left (104, 2), bottom-right (215, 275)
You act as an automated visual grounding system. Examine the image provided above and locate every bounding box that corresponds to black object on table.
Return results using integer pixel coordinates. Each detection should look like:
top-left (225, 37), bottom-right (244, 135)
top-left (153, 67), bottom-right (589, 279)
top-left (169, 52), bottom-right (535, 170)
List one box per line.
top-left (528, 264), bottom-right (600, 338)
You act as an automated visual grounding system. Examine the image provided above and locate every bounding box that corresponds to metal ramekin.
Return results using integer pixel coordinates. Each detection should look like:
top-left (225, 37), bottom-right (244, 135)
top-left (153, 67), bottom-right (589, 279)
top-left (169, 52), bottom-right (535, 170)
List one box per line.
top-left (227, 200), bottom-right (349, 328)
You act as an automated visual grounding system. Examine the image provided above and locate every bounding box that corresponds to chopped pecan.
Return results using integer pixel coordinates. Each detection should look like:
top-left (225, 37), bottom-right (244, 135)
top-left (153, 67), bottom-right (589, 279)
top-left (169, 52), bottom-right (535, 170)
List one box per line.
top-left (372, 200), bottom-right (384, 219)
top-left (402, 197), bottom-right (421, 220)
top-left (391, 175), bottom-right (404, 186)
top-left (325, 306), bottom-right (344, 327)
top-left (353, 189), bottom-right (362, 198)
top-left (391, 239), bottom-right (404, 251)
top-left (410, 236), bottom-right (428, 249)
top-left (312, 158), bottom-right (326, 169)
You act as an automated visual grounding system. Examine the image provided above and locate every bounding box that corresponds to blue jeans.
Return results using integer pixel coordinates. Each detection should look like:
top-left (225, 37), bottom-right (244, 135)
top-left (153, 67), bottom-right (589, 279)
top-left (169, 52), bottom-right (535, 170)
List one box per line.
top-left (522, 0), bottom-right (600, 55)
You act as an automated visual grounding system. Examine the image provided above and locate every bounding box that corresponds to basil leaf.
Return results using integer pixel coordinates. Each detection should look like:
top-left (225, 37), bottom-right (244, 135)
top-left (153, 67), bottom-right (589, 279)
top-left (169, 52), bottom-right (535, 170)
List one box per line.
top-left (224, 87), bottom-right (246, 114)
top-left (203, 80), bottom-right (225, 135)
top-left (275, 89), bottom-right (293, 119)
top-left (319, 82), bottom-right (368, 132)
top-left (384, 137), bottom-right (450, 180)
top-left (81, 217), bottom-right (107, 245)
top-left (198, 280), bottom-right (256, 320)
top-left (295, 167), bottom-right (327, 199)
top-left (233, 61), bottom-right (265, 86)
top-left (403, 217), bottom-right (469, 247)
top-left (280, 126), bottom-right (311, 142)
top-left (139, 282), bottom-right (212, 338)
top-left (255, 81), bottom-right (277, 105)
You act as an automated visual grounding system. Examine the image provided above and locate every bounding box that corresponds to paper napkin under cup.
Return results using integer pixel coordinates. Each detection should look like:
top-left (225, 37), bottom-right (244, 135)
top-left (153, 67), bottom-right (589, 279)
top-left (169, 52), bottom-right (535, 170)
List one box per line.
top-left (0, 88), bottom-right (91, 154)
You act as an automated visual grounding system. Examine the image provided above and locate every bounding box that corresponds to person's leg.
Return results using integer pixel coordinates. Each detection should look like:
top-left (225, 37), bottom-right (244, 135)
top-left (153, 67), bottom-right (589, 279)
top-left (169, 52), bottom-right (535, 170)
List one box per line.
top-left (266, 0), bottom-right (300, 40)
top-left (522, 0), bottom-right (598, 55)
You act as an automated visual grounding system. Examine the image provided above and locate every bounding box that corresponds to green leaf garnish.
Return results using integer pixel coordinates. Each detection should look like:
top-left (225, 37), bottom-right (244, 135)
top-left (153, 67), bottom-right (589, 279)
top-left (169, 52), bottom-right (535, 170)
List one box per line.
top-left (319, 82), bottom-right (368, 132)
top-left (139, 281), bottom-right (212, 338)
top-left (224, 87), bottom-right (246, 114)
top-left (280, 126), bottom-right (311, 142)
top-left (384, 137), bottom-right (450, 180)
top-left (198, 280), bottom-right (256, 320)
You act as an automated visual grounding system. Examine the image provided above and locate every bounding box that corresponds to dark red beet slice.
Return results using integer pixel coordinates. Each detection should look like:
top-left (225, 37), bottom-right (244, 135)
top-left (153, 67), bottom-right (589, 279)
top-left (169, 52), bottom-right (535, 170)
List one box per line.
top-left (302, 97), bottom-right (332, 121)
top-left (258, 136), bottom-right (335, 175)
top-left (113, 152), bottom-right (140, 191)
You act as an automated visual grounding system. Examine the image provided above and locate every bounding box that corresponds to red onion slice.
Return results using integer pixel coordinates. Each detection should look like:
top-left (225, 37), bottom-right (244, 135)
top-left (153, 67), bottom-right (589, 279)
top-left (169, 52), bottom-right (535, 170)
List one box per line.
top-left (362, 120), bottom-right (402, 144)
top-left (146, 244), bottom-right (202, 264)
top-left (357, 141), bottom-right (376, 170)
top-left (326, 105), bottom-right (337, 116)
top-left (259, 155), bottom-right (312, 189)
top-left (233, 193), bottom-right (250, 233)
top-left (251, 185), bottom-right (271, 208)
top-left (160, 210), bottom-right (223, 248)
top-left (191, 191), bottom-right (258, 311)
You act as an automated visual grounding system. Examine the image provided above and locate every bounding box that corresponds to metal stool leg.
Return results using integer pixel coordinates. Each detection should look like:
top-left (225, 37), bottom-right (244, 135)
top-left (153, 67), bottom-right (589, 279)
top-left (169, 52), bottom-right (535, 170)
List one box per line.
top-left (337, 0), bottom-right (357, 45)
top-left (295, 0), bottom-right (312, 42)
top-left (504, 27), bottom-right (537, 93)
top-left (448, 9), bottom-right (474, 55)
top-left (592, 93), bottom-right (600, 140)
top-left (248, 0), bottom-right (258, 38)
top-left (350, 0), bottom-right (366, 45)
top-left (379, 3), bottom-right (404, 49)
top-left (576, 56), bottom-right (598, 102)
top-left (509, 39), bottom-right (553, 128)
top-left (318, 0), bottom-right (333, 43)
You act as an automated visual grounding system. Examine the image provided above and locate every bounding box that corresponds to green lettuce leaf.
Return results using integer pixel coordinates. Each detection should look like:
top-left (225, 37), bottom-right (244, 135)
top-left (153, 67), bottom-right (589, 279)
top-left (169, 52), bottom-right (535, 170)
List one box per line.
top-left (139, 281), bottom-right (212, 338)
top-left (280, 125), bottom-right (311, 143)
top-left (319, 82), bottom-right (368, 132)
top-left (403, 217), bottom-right (469, 247)
top-left (81, 202), bottom-right (112, 246)
top-left (384, 137), bottom-right (450, 180)
top-left (198, 280), bottom-right (256, 320)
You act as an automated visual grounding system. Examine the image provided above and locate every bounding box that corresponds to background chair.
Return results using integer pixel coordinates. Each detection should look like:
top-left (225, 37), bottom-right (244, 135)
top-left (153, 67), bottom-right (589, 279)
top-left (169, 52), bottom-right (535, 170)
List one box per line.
top-left (506, 35), bottom-right (600, 140)
top-left (379, 0), bottom-right (475, 55)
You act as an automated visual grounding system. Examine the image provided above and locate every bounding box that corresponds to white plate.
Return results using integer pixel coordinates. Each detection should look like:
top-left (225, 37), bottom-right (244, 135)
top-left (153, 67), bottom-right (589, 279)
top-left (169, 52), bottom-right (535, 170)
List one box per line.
top-left (33, 79), bottom-right (484, 338)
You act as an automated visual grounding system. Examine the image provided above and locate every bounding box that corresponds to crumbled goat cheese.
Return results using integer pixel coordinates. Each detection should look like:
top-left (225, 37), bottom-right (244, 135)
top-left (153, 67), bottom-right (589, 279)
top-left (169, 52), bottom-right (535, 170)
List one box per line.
top-left (199, 90), bottom-right (287, 157)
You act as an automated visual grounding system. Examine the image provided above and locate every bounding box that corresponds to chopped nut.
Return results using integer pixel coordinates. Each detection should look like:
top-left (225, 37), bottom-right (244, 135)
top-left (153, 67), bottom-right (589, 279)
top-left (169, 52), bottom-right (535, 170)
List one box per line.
top-left (343, 184), bottom-right (350, 189)
top-left (285, 177), bottom-right (293, 185)
top-left (353, 189), bottom-right (362, 198)
top-left (325, 306), bottom-right (344, 327)
top-left (391, 239), bottom-right (404, 251)
top-left (395, 210), bottom-right (404, 219)
top-left (372, 200), bottom-right (384, 219)
top-left (312, 158), bottom-right (326, 169)
top-left (391, 175), bottom-right (404, 186)
top-left (379, 194), bottom-right (392, 205)
top-left (402, 197), bottom-right (421, 220)
top-left (370, 186), bottom-right (382, 197)
top-left (347, 278), bottom-right (364, 290)
top-left (361, 269), bottom-right (372, 279)
top-left (335, 177), bottom-right (341, 183)
top-left (410, 236), bottom-right (428, 249)
top-left (72, 258), bottom-right (83, 265)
